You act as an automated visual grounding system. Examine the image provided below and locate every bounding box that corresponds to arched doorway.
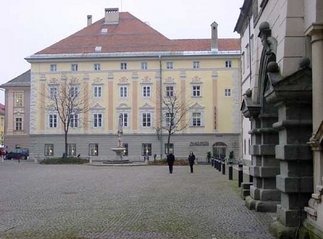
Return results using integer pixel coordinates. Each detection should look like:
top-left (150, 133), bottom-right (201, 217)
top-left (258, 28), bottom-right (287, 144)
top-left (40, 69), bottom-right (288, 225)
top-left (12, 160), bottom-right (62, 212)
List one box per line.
top-left (213, 142), bottom-right (227, 159)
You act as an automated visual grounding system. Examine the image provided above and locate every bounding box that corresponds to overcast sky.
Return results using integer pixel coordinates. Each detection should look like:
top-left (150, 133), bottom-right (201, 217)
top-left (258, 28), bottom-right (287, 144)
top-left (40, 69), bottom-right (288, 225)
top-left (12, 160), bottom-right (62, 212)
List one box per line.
top-left (0, 0), bottom-right (243, 104)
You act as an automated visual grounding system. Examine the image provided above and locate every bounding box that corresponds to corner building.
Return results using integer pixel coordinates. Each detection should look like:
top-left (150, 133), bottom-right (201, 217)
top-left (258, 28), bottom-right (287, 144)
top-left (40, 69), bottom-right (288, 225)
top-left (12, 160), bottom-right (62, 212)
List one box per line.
top-left (26, 9), bottom-right (241, 161)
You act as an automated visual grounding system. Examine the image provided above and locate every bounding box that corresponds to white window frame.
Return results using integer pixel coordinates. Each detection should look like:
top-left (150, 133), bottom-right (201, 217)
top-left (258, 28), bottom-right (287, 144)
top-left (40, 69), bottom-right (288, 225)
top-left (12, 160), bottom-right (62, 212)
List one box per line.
top-left (49, 86), bottom-right (58, 100)
top-left (119, 112), bottom-right (129, 127)
top-left (193, 61), bottom-right (200, 69)
top-left (93, 113), bottom-right (103, 128)
top-left (142, 112), bottom-right (152, 128)
top-left (15, 117), bottom-right (23, 131)
top-left (67, 143), bottom-right (76, 156)
top-left (225, 89), bottom-right (231, 96)
top-left (50, 64), bottom-right (57, 72)
top-left (166, 62), bottom-right (173, 70)
top-left (93, 86), bottom-right (102, 98)
top-left (225, 60), bottom-right (232, 68)
top-left (165, 112), bottom-right (174, 127)
top-left (14, 92), bottom-right (23, 107)
top-left (141, 62), bottom-right (148, 70)
top-left (192, 85), bottom-right (201, 97)
top-left (89, 143), bottom-right (99, 156)
top-left (44, 144), bottom-right (54, 156)
top-left (165, 85), bottom-right (174, 97)
top-left (94, 63), bottom-right (101, 71)
top-left (48, 113), bottom-right (58, 128)
top-left (119, 86), bottom-right (128, 98)
top-left (120, 62), bottom-right (127, 70)
top-left (71, 64), bottom-right (78, 72)
top-left (142, 85), bottom-right (151, 97)
top-left (70, 114), bottom-right (79, 128)
top-left (192, 112), bottom-right (202, 127)
top-left (69, 86), bottom-right (79, 98)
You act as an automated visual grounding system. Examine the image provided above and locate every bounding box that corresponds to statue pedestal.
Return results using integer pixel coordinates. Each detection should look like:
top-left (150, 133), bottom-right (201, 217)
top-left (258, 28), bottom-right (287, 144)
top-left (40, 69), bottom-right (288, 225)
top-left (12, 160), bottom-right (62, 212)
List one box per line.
top-left (111, 147), bottom-right (126, 161)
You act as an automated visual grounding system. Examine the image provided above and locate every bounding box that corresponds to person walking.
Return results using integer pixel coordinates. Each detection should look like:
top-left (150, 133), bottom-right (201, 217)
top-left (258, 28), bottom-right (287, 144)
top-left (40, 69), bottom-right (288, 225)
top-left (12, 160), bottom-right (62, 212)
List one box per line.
top-left (188, 152), bottom-right (196, 173)
top-left (167, 153), bottom-right (175, 174)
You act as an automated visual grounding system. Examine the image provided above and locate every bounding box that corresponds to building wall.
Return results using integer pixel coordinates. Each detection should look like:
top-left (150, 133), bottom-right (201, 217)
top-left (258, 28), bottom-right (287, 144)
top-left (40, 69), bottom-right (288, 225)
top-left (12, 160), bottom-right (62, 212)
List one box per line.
top-left (29, 55), bottom-right (240, 159)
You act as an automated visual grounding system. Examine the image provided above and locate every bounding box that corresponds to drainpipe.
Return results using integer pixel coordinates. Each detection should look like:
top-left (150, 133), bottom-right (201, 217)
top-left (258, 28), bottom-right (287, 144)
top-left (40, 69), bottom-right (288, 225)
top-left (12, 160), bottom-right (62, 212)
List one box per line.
top-left (159, 55), bottom-right (163, 160)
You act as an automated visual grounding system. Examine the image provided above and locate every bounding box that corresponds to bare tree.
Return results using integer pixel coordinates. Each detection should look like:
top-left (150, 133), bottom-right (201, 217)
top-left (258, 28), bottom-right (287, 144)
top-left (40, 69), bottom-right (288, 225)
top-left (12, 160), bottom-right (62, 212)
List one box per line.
top-left (47, 79), bottom-right (89, 157)
top-left (161, 92), bottom-right (191, 155)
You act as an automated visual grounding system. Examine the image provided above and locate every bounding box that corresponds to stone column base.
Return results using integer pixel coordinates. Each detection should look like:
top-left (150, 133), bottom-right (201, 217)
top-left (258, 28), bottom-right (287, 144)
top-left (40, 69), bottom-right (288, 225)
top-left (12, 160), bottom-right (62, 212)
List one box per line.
top-left (269, 219), bottom-right (297, 239)
top-left (245, 195), bottom-right (279, 212)
top-left (299, 219), bottom-right (323, 239)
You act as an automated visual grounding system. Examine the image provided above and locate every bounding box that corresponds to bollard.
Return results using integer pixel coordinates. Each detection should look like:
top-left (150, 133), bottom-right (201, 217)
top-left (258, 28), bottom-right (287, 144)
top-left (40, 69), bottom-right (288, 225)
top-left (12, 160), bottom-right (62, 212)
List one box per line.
top-left (228, 163), bottom-right (233, 180)
top-left (211, 159), bottom-right (214, 167)
top-left (214, 159), bottom-right (217, 169)
top-left (238, 163), bottom-right (243, 187)
top-left (217, 160), bottom-right (220, 171)
top-left (222, 161), bottom-right (225, 175)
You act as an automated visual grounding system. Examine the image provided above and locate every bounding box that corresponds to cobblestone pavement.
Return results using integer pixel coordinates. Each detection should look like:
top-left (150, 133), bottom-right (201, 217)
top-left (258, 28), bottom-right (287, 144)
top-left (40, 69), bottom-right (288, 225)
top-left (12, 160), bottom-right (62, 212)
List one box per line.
top-left (0, 161), bottom-right (275, 239)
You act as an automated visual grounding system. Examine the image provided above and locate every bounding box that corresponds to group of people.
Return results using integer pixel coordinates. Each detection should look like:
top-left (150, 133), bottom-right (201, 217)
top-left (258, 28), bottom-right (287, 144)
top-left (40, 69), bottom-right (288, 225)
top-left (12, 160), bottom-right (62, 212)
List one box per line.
top-left (166, 151), bottom-right (196, 174)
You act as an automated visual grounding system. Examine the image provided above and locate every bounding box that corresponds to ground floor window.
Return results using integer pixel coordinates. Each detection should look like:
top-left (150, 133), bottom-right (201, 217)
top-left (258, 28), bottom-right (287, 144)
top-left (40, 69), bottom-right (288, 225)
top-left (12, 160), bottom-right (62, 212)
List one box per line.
top-left (142, 143), bottom-right (152, 156)
top-left (123, 143), bottom-right (128, 156)
top-left (165, 143), bottom-right (174, 154)
top-left (44, 144), bottom-right (54, 156)
top-left (213, 142), bottom-right (227, 159)
top-left (89, 143), bottom-right (98, 156)
top-left (68, 144), bottom-right (76, 156)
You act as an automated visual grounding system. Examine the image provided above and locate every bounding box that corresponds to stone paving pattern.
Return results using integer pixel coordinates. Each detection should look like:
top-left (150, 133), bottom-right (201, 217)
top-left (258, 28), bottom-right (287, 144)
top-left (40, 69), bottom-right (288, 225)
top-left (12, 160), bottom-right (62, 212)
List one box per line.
top-left (0, 161), bottom-right (275, 239)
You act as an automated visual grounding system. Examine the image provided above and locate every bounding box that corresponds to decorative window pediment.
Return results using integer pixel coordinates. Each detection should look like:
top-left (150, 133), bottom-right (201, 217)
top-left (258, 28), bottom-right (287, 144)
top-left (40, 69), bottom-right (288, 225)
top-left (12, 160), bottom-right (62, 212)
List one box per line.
top-left (140, 103), bottom-right (154, 110)
top-left (90, 103), bottom-right (105, 111)
top-left (118, 76), bottom-right (129, 85)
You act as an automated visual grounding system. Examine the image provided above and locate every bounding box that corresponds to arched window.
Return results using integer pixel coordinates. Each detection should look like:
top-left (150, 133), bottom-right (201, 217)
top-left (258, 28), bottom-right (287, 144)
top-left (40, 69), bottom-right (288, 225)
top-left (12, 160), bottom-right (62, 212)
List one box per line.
top-left (213, 142), bottom-right (227, 159)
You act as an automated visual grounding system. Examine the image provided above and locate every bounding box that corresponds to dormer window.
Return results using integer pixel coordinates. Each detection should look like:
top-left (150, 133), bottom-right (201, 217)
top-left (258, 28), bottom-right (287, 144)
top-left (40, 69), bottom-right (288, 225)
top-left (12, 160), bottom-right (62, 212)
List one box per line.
top-left (95, 46), bottom-right (102, 52)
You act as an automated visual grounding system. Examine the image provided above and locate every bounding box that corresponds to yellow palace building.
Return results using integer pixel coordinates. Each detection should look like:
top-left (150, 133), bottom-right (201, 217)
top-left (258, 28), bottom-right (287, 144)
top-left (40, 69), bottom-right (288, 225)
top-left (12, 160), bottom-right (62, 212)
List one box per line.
top-left (3, 9), bottom-right (241, 161)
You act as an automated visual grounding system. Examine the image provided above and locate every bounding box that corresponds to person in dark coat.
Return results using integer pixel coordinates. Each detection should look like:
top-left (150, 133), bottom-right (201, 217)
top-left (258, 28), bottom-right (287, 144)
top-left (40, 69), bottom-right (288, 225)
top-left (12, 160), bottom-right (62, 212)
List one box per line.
top-left (167, 153), bottom-right (175, 174)
top-left (188, 152), bottom-right (196, 173)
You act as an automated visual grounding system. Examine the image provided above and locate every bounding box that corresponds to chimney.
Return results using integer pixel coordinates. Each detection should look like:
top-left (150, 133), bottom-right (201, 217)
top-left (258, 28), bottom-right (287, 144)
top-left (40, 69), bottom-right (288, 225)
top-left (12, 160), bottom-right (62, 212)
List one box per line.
top-left (104, 8), bottom-right (119, 25)
top-left (87, 15), bottom-right (92, 26)
top-left (211, 21), bottom-right (218, 51)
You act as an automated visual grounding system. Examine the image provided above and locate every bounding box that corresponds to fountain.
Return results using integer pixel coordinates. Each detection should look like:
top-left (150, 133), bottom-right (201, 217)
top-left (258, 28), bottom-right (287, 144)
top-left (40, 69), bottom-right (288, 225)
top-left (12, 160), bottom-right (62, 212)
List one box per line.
top-left (110, 114), bottom-right (128, 163)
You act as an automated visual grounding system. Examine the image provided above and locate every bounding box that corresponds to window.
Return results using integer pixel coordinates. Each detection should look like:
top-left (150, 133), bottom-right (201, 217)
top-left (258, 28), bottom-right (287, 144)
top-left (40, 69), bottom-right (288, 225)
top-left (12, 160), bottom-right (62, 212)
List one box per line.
top-left (165, 143), bottom-right (174, 154)
top-left (192, 112), bottom-right (201, 127)
top-left (15, 117), bottom-right (22, 131)
top-left (244, 139), bottom-right (246, 155)
top-left (68, 144), bottom-right (76, 156)
top-left (93, 113), bottom-right (103, 128)
top-left (49, 114), bottom-right (57, 128)
top-left (225, 60), bottom-right (232, 68)
top-left (142, 86), bottom-right (151, 97)
top-left (165, 112), bottom-right (174, 126)
top-left (70, 114), bottom-right (79, 128)
top-left (120, 86), bottom-right (128, 98)
top-left (123, 143), bottom-right (128, 156)
top-left (44, 144), bottom-right (54, 156)
top-left (166, 62), bottom-right (173, 69)
top-left (71, 64), bottom-right (78, 71)
top-left (121, 62), bottom-right (127, 70)
top-left (246, 44), bottom-right (250, 69)
top-left (49, 87), bottom-right (58, 99)
top-left (50, 64), bottom-right (57, 72)
top-left (89, 143), bottom-right (98, 156)
top-left (165, 86), bottom-right (174, 97)
top-left (193, 61), bottom-right (200, 69)
top-left (142, 113), bottom-right (151, 127)
top-left (141, 62), bottom-right (148, 70)
top-left (93, 86), bottom-right (102, 98)
top-left (225, 89), bottom-right (231, 96)
top-left (192, 85), bottom-right (201, 97)
top-left (14, 93), bottom-right (23, 107)
top-left (142, 143), bottom-right (152, 156)
top-left (120, 113), bottom-right (129, 127)
top-left (69, 86), bottom-right (79, 98)
top-left (94, 63), bottom-right (101, 71)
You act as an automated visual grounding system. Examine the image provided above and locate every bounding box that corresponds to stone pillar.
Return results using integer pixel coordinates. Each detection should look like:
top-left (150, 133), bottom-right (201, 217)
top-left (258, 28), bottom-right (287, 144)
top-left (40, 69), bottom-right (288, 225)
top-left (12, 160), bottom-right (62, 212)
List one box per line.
top-left (246, 113), bottom-right (280, 212)
top-left (265, 62), bottom-right (313, 238)
top-left (241, 91), bottom-right (280, 212)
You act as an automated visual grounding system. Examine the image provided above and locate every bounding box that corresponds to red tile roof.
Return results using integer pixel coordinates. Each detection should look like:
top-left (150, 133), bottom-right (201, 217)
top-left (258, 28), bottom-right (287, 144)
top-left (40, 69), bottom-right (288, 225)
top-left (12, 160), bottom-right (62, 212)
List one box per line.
top-left (36, 12), bottom-right (240, 55)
